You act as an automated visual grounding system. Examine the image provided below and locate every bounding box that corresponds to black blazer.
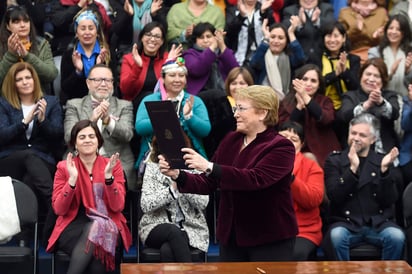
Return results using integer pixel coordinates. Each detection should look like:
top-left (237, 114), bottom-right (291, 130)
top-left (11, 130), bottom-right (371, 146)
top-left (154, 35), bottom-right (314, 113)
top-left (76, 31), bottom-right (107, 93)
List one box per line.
top-left (324, 149), bottom-right (402, 232)
top-left (0, 95), bottom-right (64, 165)
top-left (282, 2), bottom-right (335, 68)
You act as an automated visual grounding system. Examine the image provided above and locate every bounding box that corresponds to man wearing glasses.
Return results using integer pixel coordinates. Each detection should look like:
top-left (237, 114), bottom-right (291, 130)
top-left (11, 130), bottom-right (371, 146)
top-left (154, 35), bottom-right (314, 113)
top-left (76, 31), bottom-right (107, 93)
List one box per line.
top-left (64, 64), bottom-right (137, 190)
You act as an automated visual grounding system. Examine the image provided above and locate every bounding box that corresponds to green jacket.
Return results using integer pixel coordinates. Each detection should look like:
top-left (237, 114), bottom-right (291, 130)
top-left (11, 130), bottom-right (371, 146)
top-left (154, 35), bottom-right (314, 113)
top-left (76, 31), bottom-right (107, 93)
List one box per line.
top-left (0, 36), bottom-right (58, 94)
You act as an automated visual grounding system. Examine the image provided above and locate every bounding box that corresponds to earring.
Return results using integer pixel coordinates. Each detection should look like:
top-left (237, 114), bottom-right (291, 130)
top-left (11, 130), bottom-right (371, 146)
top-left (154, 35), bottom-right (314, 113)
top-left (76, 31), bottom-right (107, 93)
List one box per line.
top-left (74, 147), bottom-right (78, 156)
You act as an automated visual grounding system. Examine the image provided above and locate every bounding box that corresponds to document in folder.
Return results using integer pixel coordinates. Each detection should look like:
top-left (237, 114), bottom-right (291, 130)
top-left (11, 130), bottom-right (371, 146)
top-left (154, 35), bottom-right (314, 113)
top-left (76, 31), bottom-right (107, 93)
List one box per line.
top-left (145, 101), bottom-right (188, 169)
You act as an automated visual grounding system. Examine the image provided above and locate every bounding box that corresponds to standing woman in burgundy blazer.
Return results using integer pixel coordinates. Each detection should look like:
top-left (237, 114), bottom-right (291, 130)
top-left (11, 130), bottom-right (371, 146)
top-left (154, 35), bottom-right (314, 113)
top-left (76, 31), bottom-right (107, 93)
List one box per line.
top-left (158, 85), bottom-right (298, 262)
top-left (279, 64), bottom-right (341, 167)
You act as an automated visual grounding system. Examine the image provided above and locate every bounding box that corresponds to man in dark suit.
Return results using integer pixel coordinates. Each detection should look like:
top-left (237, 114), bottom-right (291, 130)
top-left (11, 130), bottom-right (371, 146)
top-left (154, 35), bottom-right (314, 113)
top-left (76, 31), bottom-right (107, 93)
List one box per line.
top-left (64, 64), bottom-right (137, 190)
top-left (323, 113), bottom-right (405, 260)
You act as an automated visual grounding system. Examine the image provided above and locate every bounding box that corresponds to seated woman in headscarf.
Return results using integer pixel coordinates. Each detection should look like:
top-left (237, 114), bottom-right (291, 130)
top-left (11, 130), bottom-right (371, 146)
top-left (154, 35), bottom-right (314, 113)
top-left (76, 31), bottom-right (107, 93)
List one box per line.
top-left (135, 57), bottom-right (211, 172)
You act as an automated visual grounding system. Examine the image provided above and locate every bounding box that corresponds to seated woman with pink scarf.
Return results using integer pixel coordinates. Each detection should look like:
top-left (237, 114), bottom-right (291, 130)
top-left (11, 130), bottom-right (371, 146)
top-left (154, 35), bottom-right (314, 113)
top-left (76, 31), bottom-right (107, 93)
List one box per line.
top-left (47, 120), bottom-right (132, 274)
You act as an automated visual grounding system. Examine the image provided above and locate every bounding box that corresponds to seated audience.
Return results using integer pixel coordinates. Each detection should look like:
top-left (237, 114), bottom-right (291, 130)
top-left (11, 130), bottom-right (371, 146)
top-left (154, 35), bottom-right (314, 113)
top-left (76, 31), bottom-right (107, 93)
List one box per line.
top-left (225, 0), bottom-right (274, 67)
top-left (158, 85), bottom-right (298, 262)
top-left (183, 22), bottom-right (238, 96)
top-left (117, 0), bottom-right (168, 45)
top-left (135, 57), bottom-right (211, 174)
top-left (389, 0), bottom-right (412, 31)
top-left (166, 0), bottom-right (225, 48)
top-left (279, 121), bottom-right (324, 261)
top-left (139, 135), bottom-right (209, 262)
top-left (321, 21), bottom-right (360, 110)
top-left (323, 113), bottom-right (405, 260)
top-left (226, 0), bottom-right (284, 22)
top-left (321, 21), bottom-right (361, 148)
top-left (47, 120), bottom-right (132, 274)
top-left (200, 66), bottom-right (254, 159)
top-left (0, 5), bottom-right (58, 94)
top-left (64, 64), bottom-right (137, 191)
top-left (120, 21), bottom-right (182, 114)
top-left (60, 8), bottom-right (111, 106)
top-left (250, 17), bottom-right (305, 100)
top-left (338, 0), bottom-right (388, 64)
top-left (337, 58), bottom-right (400, 154)
top-left (0, 62), bottom-right (63, 209)
top-left (282, 0), bottom-right (335, 68)
top-left (279, 64), bottom-right (341, 167)
top-left (49, 0), bottom-right (110, 55)
top-left (368, 14), bottom-right (412, 97)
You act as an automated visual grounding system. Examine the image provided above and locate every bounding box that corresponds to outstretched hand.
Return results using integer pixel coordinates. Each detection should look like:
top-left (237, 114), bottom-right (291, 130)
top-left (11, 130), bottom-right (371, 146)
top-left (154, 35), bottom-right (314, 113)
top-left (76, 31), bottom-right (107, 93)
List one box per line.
top-left (67, 152), bottom-right (78, 187)
top-left (167, 43), bottom-right (183, 60)
top-left (381, 147), bottom-right (398, 173)
top-left (105, 152), bottom-right (120, 178)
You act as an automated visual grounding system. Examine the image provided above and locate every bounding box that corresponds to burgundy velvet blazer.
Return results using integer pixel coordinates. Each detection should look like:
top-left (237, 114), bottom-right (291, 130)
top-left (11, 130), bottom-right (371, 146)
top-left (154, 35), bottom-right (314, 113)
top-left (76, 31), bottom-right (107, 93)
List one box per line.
top-left (179, 128), bottom-right (298, 247)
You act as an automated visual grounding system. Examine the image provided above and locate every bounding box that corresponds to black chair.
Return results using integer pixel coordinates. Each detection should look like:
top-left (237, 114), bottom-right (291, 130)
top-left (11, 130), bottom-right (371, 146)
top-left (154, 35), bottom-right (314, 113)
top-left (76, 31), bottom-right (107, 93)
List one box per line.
top-left (403, 182), bottom-right (412, 265)
top-left (349, 243), bottom-right (382, 260)
top-left (0, 178), bottom-right (39, 274)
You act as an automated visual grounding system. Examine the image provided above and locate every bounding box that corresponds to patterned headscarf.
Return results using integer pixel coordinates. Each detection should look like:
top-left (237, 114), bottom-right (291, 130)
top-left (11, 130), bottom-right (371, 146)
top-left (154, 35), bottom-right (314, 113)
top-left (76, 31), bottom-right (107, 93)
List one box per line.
top-left (161, 57), bottom-right (187, 75)
top-left (155, 57), bottom-right (187, 100)
top-left (74, 10), bottom-right (99, 32)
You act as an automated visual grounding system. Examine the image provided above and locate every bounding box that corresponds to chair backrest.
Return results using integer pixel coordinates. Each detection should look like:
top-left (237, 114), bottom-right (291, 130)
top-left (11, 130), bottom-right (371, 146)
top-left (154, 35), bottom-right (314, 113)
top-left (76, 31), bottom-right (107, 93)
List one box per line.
top-left (403, 182), bottom-right (412, 228)
top-left (12, 179), bottom-right (38, 225)
top-left (0, 179), bottom-right (39, 274)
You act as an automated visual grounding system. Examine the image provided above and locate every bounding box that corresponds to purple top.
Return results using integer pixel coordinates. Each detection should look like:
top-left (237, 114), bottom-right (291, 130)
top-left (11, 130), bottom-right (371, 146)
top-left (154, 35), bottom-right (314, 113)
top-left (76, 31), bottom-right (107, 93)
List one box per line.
top-left (183, 47), bottom-right (239, 95)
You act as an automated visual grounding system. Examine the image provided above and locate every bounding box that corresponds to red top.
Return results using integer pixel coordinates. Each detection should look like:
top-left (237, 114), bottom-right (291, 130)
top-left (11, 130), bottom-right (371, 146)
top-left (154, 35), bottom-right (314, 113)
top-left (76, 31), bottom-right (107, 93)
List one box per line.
top-left (120, 52), bottom-right (167, 101)
top-left (291, 152), bottom-right (324, 246)
top-left (46, 156), bottom-right (132, 252)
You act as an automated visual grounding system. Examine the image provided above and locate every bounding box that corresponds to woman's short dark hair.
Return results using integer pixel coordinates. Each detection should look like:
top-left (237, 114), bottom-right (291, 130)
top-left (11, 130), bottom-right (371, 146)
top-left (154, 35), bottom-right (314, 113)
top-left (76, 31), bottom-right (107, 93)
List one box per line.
top-left (188, 22), bottom-right (216, 48)
top-left (137, 21), bottom-right (167, 57)
top-left (278, 120), bottom-right (305, 143)
top-left (69, 120), bottom-right (104, 150)
top-left (321, 21), bottom-right (351, 52)
top-left (0, 5), bottom-right (37, 57)
top-left (360, 57), bottom-right (389, 88)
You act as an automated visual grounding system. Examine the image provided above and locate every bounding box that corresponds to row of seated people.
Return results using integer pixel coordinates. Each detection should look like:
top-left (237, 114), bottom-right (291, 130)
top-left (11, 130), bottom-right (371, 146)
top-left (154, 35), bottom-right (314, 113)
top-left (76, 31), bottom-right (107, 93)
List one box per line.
top-left (1, 0), bottom-right (408, 64)
top-left (2, 2), bottom-right (412, 137)
top-left (1, 0), bottom-right (412, 103)
top-left (0, 56), bottom-right (412, 273)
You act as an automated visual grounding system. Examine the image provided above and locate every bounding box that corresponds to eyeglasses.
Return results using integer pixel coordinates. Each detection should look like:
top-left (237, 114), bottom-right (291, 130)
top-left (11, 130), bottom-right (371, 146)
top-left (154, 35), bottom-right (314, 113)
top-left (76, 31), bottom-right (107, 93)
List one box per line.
top-left (144, 32), bottom-right (162, 40)
top-left (232, 105), bottom-right (252, 113)
top-left (88, 78), bottom-right (114, 84)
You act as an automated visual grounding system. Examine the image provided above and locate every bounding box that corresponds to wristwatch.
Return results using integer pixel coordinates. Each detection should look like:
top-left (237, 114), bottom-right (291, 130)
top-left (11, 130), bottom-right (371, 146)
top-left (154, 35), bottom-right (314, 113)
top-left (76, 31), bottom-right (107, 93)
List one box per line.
top-left (205, 162), bottom-right (213, 176)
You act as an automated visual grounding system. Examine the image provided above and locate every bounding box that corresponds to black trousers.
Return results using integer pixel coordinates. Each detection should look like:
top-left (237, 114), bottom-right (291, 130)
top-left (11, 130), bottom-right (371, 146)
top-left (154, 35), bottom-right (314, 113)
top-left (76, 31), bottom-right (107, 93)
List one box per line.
top-left (145, 223), bottom-right (192, 262)
top-left (293, 236), bottom-right (317, 261)
top-left (0, 150), bottom-right (54, 207)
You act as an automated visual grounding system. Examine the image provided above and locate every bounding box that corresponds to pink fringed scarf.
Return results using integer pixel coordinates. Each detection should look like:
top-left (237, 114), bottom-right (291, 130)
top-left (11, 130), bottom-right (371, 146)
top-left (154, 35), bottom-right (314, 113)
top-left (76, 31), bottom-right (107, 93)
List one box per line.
top-left (75, 157), bottom-right (118, 271)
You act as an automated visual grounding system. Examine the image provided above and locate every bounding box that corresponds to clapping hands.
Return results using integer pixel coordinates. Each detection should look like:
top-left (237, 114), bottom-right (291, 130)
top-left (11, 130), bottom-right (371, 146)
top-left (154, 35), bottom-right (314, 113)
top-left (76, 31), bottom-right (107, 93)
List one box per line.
top-left (91, 99), bottom-right (110, 122)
